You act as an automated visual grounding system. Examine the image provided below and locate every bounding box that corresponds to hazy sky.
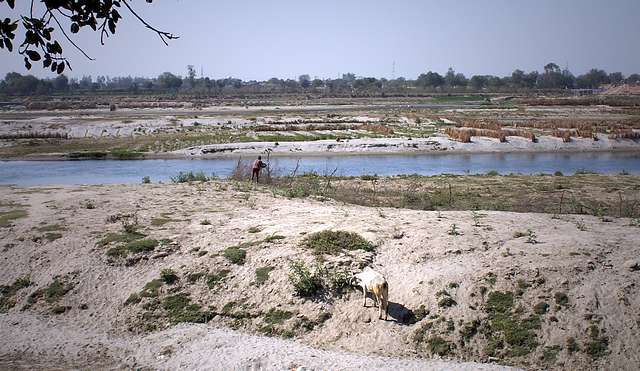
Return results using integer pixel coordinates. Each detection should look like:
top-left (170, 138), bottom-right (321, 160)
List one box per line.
top-left (1, 0), bottom-right (639, 80)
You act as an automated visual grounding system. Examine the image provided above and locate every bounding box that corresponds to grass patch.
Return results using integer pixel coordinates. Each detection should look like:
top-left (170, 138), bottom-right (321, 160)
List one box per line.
top-left (485, 291), bottom-right (540, 357)
top-left (97, 231), bottom-right (145, 247)
top-left (426, 336), bottom-right (454, 356)
top-left (542, 345), bottom-right (561, 364)
top-left (264, 235), bottom-right (286, 243)
top-left (223, 246), bottom-right (247, 265)
top-left (554, 292), bottom-right (569, 306)
top-left (0, 276), bottom-right (31, 313)
top-left (288, 260), bottom-right (323, 297)
top-left (126, 239), bottom-right (159, 253)
top-left (300, 230), bottom-right (373, 255)
top-left (186, 272), bottom-right (206, 283)
top-left (160, 269), bottom-right (179, 285)
top-left (110, 149), bottom-right (144, 160)
top-left (140, 279), bottom-right (163, 298)
top-left (124, 293), bottom-right (141, 306)
top-left (151, 217), bottom-right (181, 226)
top-left (255, 266), bottom-right (274, 286)
top-left (248, 226), bottom-right (261, 233)
top-left (206, 269), bottom-right (230, 290)
top-left (171, 171), bottom-right (212, 183)
top-left (0, 209), bottom-right (28, 227)
top-left (263, 308), bottom-right (293, 324)
top-left (162, 293), bottom-right (212, 324)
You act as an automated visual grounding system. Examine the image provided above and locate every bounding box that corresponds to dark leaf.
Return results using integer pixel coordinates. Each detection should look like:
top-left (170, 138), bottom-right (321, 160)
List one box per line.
top-left (51, 61), bottom-right (57, 72)
top-left (43, 58), bottom-right (51, 68)
top-left (0, 39), bottom-right (3, 49)
top-left (7, 0), bottom-right (15, 9)
top-left (71, 23), bottom-right (79, 34)
top-left (24, 57), bottom-right (32, 70)
top-left (5, 38), bottom-right (12, 52)
top-left (108, 19), bottom-right (116, 34)
top-left (26, 50), bottom-right (41, 61)
top-left (57, 62), bottom-right (65, 74)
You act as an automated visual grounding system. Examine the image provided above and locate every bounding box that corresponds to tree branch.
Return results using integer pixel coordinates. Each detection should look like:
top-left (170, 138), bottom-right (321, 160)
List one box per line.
top-left (50, 9), bottom-right (94, 60)
top-left (122, 0), bottom-right (178, 46)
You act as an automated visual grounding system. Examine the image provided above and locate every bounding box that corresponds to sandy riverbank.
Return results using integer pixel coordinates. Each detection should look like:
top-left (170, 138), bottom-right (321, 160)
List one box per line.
top-left (1, 182), bottom-right (639, 369)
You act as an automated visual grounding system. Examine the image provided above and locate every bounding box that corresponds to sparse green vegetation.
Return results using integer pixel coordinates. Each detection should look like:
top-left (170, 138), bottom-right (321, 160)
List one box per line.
top-left (223, 246), bottom-right (247, 265)
top-left (160, 269), bottom-right (179, 285)
top-left (0, 276), bottom-right (31, 313)
top-left (264, 234), bottom-right (286, 243)
top-left (263, 308), bottom-right (293, 324)
top-left (171, 171), bottom-right (212, 183)
top-left (126, 238), bottom-right (159, 253)
top-left (206, 270), bottom-right (230, 290)
top-left (300, 230), bottom-right (373, 255)
top-left (125, 293), bottom-right (141, 306)
top-left (248, 226), bottom-right (261, 233)
top-left (140, 279), bottom-right (163, 298)
top-left (142, 176), bottom-right (151, 184)
top-left (567, 337), bottom-right (579, 354)
top-left (542, 345), bottom-right (561, 364)
top-left (426, 336), bottom-right (454, 356)
top-left (162, 293), bottom-right (212, 324)
top-left (200, 219), bottom-right (211, 225)
top-left (288, 260), bottom-right (323, 297)
top-left (554, 292), bottom-right (569, 306)
top-left (0, 209), bottom-right (28, 227)
top-left (447, 224), bottom-right (461, 236)
top-left (255, 266), bottom-right (274, 286)
top-left (485, 290), bottom-right (541, 357)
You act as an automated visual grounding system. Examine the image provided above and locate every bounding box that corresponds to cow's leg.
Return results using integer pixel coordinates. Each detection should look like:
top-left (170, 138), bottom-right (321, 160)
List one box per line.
top-left (362, 286), bottom-right (367, 307)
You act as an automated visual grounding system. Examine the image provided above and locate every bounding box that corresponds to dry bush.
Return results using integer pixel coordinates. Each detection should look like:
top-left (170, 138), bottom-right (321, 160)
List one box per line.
top-left (445, 128), bottom-right (471, 143)
top-left (609, 129), bottom-right (640, 140)
top-left (553, 130), bottom-right (573, 142)
top-left (357, 123), bottom-right (394, 135)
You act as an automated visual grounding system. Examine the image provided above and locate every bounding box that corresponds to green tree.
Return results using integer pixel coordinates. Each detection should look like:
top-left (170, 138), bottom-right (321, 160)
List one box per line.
top-left (157, 72), bottom-right (182, 90)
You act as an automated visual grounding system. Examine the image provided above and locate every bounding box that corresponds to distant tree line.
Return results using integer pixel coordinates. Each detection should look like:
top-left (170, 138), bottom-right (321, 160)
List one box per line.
top-left (1, 63), bottom-right (639, 96)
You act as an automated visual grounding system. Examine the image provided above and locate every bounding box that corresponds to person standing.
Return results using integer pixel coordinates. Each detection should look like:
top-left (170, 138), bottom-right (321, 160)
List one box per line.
top-left (251, 155), bottom-right (267, 183)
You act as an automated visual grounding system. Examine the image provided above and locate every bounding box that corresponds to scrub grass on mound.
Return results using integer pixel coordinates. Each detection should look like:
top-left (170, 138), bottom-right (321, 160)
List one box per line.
top-left (300, 230), bottom-right (374, 255)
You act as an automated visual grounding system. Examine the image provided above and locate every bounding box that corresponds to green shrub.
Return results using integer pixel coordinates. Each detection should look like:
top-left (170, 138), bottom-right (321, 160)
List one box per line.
top-left (125, 293), bottom-right (141, 306)
top-left (171, 171), bottom-right (212, 183)
top-left (288, 260), bottom-right (323, 297)
top-left (554, 292), bottom-right (569, 306)
top-left (160, 269), bottom-right (179, 285)
top-left (223, 247), bottom-right (246, 265)
top-left (206, 270), bottom-right (230, 290)
top-left (142, 176), bottom-right (151, 184)
top-left (162, 293), bottom-right (212, 324)
top-left (126, 239), bottom-right (158, 253)
top-left (300, 230), bottom-right (373, 255)
top-left (255, 266), bottom-right (274, 286)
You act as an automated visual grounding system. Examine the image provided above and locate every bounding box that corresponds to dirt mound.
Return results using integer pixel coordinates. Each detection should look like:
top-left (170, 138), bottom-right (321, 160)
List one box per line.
top-left (1, 182), bottom-right (639, 370)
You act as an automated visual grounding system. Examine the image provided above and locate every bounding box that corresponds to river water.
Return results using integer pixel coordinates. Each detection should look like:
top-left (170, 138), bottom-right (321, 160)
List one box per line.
top-left (1, 151), bottom-right (639, 186)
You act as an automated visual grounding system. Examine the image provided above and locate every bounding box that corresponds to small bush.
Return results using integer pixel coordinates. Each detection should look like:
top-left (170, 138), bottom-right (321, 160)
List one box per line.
top-left (554, 292), bottom-right (569, 306)
top-left (263, 308), bottom-right (293, 324)
top-left (142, 176), bottom-right (151, 184)
top-left (255, 266), bottom-right (274, 286)
top-left (206, 270), bottom-right (230, 290)
top-left (427, 336), bottom-right (454, 356)
top-left (126, 239), bottom-right (158, 253)
top-left (486, 170), bottom-right (499, 176)
top-left (288, 260), bottom-right (323, 297)
top-left (300, 230), bottom-right (373, 255)
top-left (567, 337), bottom-right (579, 354)
top-left (125, 293), bottom-right (141, 306)
top-left (223, 246), bottom-right (247, 265)
top-left (200, 219), bottom-right (211, 225)
top-left (438, 296), bottom-right (457, 308)
top-left (171, 171), bottom-right (212, 183)
top-left (160, 269), bottom-right (179, 285)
